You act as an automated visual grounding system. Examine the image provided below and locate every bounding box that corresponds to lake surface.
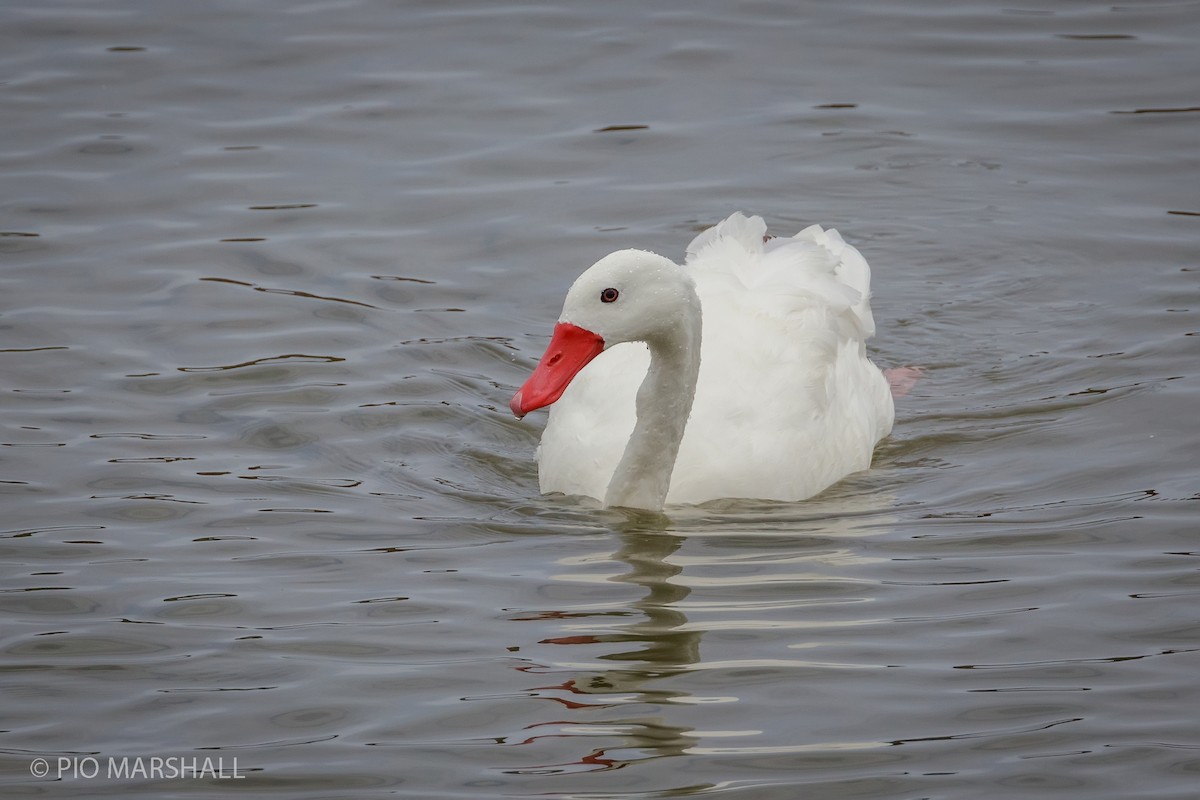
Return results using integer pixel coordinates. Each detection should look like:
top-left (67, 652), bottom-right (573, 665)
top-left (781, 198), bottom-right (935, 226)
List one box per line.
top-left (2, 1), bottom-right (1198, 797)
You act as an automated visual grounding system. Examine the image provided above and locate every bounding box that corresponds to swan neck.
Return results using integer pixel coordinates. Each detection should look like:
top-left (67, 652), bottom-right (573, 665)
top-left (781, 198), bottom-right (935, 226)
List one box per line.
top-left (604, 309), bottom-right (702, 511)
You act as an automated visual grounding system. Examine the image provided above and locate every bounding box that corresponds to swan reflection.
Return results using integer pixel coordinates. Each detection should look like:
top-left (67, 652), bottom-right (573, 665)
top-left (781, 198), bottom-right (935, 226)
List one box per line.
top-left (503, 488), bottom-right (899, 776)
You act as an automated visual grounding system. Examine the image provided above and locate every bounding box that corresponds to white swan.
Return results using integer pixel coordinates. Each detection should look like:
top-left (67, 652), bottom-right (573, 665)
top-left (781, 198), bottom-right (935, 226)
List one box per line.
top-left (510, 212), bottom-right (895, 511)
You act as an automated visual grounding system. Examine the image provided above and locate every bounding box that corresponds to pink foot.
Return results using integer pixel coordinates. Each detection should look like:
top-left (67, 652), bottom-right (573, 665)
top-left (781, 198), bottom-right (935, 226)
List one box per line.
top-left (885, 366), bottom-right (924, 399)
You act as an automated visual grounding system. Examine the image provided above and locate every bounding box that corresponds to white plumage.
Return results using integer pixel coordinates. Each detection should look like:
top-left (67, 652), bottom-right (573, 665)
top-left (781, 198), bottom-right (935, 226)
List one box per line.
top-left (514, 212), bottom-right (894, 509)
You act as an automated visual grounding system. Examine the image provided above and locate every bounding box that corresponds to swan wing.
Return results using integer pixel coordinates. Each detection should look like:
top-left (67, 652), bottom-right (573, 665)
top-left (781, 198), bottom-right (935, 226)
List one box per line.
top-left (668, 214), bottom-right (893, 503)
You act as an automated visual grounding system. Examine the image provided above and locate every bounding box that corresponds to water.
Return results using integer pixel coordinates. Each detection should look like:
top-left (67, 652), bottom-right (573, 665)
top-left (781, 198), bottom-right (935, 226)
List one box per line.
top-left (2, 0), bottom-right (1198, 797)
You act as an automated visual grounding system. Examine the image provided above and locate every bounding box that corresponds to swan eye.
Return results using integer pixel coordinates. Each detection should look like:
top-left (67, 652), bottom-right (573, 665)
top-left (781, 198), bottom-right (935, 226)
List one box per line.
top-left (600, 287), bottom-right (619, 304)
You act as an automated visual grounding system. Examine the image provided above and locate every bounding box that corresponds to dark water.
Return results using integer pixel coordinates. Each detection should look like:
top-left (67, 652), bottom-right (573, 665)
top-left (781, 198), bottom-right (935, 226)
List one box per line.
top-left (3, 1), bottom-right (1198, 797)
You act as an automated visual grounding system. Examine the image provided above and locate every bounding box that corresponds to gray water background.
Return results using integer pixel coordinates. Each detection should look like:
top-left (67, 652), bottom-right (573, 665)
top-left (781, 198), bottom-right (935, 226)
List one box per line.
top-left (2, 1), bottom-right (1198, 798)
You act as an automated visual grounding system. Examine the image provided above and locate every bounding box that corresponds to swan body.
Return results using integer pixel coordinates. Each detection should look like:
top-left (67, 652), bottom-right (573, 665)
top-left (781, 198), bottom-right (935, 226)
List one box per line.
top-left (511, 212), bottom-right (894, 510)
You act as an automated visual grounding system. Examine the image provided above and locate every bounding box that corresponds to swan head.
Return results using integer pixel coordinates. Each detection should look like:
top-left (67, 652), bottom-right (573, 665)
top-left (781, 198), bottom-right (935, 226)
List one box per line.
top-left (510, 249), bottom-right (698, 418)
